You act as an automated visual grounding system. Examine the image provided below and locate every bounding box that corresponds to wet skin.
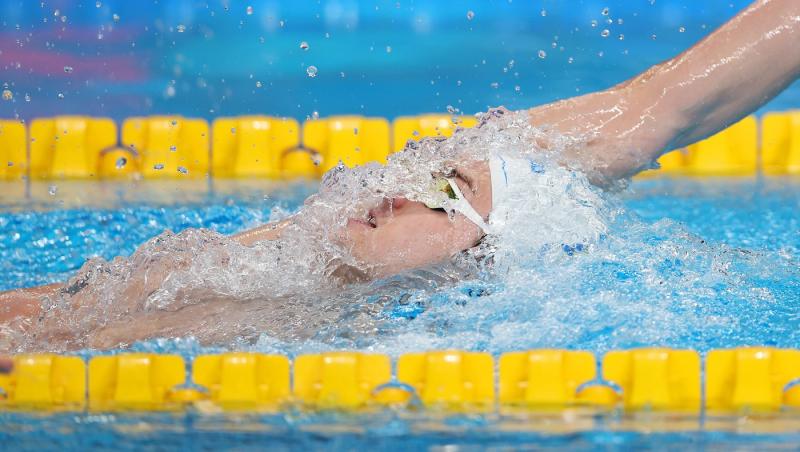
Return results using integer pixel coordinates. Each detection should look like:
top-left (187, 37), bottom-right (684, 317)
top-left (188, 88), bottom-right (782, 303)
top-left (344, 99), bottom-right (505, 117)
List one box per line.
top-left (342, 161), bottom-right (493, 278)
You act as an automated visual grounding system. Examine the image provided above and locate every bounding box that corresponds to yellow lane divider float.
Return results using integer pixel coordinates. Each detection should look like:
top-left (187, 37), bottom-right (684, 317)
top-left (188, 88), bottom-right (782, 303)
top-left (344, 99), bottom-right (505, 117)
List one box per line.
top-left (3, 112), bottom-right (800, 180)
top-left (3, 347), bottom-right (800, 415)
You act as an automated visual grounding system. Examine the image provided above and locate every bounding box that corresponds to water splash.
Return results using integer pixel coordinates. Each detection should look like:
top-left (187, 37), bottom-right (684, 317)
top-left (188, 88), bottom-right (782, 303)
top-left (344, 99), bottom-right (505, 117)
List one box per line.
top-left (5, 110), bottom-right (799, 356)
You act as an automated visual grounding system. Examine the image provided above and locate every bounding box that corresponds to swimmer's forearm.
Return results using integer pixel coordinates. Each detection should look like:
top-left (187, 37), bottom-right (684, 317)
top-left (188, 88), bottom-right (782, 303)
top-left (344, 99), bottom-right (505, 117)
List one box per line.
top-left (0, 283), bottom-right (59, 325)
top-left (641, 0), bottom-right (800, 149)
top-left (232, 218), bottom-right (293, 246)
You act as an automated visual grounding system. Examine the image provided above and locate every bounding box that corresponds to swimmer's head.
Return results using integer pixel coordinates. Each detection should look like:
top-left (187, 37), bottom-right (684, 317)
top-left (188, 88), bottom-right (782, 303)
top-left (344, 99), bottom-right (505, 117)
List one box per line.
top-left (340, 160), bottom-right (492, 278)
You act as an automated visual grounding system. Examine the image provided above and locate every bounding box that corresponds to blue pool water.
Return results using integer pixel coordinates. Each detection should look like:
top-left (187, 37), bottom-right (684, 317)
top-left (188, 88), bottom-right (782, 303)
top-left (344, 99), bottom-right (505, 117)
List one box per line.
top-left (2, 0), bottom-right (798, 121)
top-left (2, 177), bottom-right (799, 356)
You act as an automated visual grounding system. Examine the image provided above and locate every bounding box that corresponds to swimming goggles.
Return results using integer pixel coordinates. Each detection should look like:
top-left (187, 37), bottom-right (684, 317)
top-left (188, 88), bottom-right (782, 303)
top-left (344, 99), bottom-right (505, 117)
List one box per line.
top-left (425, 177), bottom-right (491, 234)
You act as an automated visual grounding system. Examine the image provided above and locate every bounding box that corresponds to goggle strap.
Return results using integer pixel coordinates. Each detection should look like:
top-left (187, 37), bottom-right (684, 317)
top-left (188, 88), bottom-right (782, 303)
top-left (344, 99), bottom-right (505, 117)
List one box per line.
top-left (446, 178), bottom-right (492, 235)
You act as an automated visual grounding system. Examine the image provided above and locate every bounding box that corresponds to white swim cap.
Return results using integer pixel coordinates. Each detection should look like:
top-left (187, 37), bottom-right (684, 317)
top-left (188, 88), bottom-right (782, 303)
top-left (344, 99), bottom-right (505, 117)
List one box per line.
top-left (438, 153), bottom-right (545, 236)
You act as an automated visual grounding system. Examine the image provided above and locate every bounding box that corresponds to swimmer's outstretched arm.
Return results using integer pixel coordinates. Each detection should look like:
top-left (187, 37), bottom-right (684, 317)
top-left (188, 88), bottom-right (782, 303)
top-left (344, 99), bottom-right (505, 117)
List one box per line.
top-left (528, 0), bottom-right (800, 183)
top-left (232, 218), bottom-right (294, 245)
top-left (0, 219), bottom-right (293, 332)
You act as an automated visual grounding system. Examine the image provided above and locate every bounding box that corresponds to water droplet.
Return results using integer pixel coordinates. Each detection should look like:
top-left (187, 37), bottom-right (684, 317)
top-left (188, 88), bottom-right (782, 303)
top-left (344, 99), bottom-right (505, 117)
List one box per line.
top-left (299, 41), bottom-right (309, 51)
top-left (306, 65), bottom-right (318, 78)
top-left (600, 29), bottom-right (610, 38)
top-left (177, 24), bottom-right (186, 33)
top-left (601, 7), bottom-right (609, 16)
top-left (177, 166), bottom-right (188, 174)
top-left (169, 145), bottom-right (177, 152)
top-left (466, 10), bottom-right (475, 21)
top-left (2, 90), bottom-right (12, 101)
top-left (112, 14), bottom-right (120, 23)
top-left (115, 157), bottom-right (127, 169)
top-left (48, 185), bottom-right (57, 196)
top-left (678, 26), bottom-right (686, 33)
top-left (57, 93), bottom-right (64, 100)
top-left (153, 163), bottom-right (164, 170)
top-left (538, 50), bottom-right (547, 59)
top-left (246, 5), bottom-right (254, 15)
top-left (63, 66), bottom-right (73, 73)
top-left (255, 81), bottom-right (262, 88)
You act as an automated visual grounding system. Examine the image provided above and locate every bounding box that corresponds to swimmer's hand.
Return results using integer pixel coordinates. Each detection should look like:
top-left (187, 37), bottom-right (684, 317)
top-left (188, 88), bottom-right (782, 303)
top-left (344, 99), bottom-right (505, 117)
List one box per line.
top-left (528, 0), bottom-right (800, 184)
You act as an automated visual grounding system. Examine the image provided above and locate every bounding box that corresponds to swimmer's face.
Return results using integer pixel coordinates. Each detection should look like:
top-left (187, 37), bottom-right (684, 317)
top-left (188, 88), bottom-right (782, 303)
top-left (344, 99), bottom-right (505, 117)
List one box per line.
top-left (341, 161), bottom-right (492, 278)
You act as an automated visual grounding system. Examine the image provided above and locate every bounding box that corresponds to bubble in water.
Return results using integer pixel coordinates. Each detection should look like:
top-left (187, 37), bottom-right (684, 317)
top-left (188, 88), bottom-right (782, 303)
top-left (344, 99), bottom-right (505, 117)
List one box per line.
top-left (311, 111), bottom-right (320, 120)
top-left (115, 157), bottom-right (127, 169)
top-left (1, 90), bottom-right (12, 101)
top-left (255, 81), bottom-right (262, 88)
top-left (306, 65), bottom-right (318, 78)
top-left (514, 85), bottom-right (521, 93)
top-left (48, 185), bottom-right (57, 196)
top-left (177, 166), bottom-right (188, 175)
top-left (601, 7), bottom-right (609, 15)
top-left (590, 20), bottom-right (598, 28)
top-left (618, 34), bottom-right (625, 40)
top-left (600, 29), bottom-right (610, 38)
top-left (385, 46), bottom-right (392, 54)
top-left (153, 163), bottom-right (164, 170)
top-left (466, 10), bottom-right (475, 21)
top-left (538, 50), bottom-right (547, 59)
top-left (177, 24), bottom-right (186, 33)
top-left (446, 105), bottom-right (456, 114)
top-left (63, 66), bottom-right (73, 73)
top-left (246, 5), bottom-right (254, 15)
top-left (169, 145), bottom-right (177, 152)
top-left (490, 82), bottom-right (499, 89)
top-left (678, 26), bottom-right (686, 33)
top-left (299, 41), bottom-right (309, 51)
top-left (540, 9), bottom-right (547, 17)
top-left (567, 57), bottom-right (574, 64)
top-left (57, 93), bottom-right (64, 100)
top-left (171, 120), bottom-right (178, 126)
top-left (113, 14), bottom-right (120, 22)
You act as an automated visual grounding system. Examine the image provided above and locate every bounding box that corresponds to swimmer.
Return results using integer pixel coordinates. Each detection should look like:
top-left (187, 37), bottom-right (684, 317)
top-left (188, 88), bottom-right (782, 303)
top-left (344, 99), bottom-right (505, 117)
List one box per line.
top-left (1, 0), bottom-right (799, 351)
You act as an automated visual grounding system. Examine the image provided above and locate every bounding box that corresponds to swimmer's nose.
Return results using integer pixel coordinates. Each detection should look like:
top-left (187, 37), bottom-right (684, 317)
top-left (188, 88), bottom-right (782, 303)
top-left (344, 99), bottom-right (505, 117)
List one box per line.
top-left (369, 197), bottom-right (409, 220)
